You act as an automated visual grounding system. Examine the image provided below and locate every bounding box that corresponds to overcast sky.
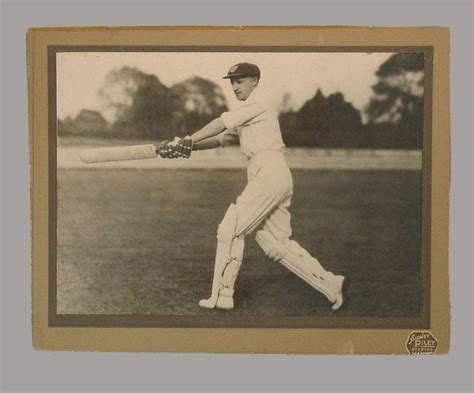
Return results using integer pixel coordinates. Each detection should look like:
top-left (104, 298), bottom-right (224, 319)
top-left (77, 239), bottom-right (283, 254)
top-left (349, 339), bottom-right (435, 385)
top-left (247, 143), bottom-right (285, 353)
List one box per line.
top-left (57, 51), bottom-right (394, 123)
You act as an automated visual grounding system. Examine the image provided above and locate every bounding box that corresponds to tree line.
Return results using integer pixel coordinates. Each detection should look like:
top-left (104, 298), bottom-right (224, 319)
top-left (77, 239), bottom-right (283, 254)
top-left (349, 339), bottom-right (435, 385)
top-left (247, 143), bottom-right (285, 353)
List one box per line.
top-left (59, 53), bottom-right (424, 149)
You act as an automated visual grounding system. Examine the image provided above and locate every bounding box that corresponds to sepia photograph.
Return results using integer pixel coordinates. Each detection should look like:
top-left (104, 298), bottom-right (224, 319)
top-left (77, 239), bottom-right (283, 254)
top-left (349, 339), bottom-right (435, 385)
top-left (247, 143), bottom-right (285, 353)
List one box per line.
top-left (55, 49), bottom-right (426, 325)
top-left (28, 26), bottom-right (450, 353)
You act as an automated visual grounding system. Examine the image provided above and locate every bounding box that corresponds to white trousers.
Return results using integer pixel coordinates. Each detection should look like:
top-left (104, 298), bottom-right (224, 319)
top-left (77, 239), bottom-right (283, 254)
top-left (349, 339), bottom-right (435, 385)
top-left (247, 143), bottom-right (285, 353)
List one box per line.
top-left (233, 150), bottom-right (294, 240)
top-left (234, 151), bottom-right (341, 306)
top-left (201, 150), bottom-right (342, 309)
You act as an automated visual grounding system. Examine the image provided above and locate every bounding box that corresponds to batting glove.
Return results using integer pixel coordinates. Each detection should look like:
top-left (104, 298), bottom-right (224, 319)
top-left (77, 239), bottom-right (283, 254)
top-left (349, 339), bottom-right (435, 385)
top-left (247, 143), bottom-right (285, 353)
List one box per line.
top-left (176, 136), bottom-right (193, 158)
top-left (157, 138), bottom-right (179, 159)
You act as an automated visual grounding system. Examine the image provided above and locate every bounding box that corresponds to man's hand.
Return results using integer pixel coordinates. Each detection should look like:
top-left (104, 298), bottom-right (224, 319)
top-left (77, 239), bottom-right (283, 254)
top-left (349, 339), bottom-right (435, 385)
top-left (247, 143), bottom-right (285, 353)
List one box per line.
top-left (176, 136), bottom-right (193, 158)
top-left (157, 136), bottom-right (193, 159)
top-left (156, 139), bottom-right (175, 159)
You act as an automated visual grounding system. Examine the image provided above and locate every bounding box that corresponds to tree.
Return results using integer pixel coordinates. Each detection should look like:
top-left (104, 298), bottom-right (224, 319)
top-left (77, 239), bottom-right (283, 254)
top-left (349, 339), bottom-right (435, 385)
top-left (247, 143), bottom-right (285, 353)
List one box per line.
top-left (74, 109), bottom-right (109, 134)
top-left (170, 76), bottom-right (228, 135)
top-left (278, 93), bottom-right (300, 145)
top-left (97, 67), bottom-right (229, 140)
top-left (57, 116), bottom-right (77, 135)
top-left (57, 110), bottom-right (109, 136)
top-left (366, 53), bottom-right (424, 149)
top-left (98, 66), bottom-right (179, 139)
top-left (290, 89), bottom-right (362, 147)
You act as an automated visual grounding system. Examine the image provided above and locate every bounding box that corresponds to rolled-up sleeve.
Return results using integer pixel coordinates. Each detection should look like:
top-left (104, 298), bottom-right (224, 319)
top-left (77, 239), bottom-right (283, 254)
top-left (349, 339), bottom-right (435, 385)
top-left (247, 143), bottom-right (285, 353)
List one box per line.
top-left (220, 102), bottom-right (265, 131)
top-left (216, 130), bottom-right (239, 147)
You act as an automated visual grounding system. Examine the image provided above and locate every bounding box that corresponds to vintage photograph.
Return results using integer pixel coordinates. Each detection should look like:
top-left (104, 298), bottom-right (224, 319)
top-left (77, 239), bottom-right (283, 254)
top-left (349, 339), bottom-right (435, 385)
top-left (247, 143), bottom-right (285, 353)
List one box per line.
top-left (27, 26), bottom-right (451, 353)
top-left (54, 49), bottom-right (426, 326)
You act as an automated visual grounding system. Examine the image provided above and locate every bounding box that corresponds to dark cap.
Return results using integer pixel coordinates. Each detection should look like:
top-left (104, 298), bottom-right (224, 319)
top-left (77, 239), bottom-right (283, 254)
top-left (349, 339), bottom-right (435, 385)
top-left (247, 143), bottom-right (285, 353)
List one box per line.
top-left (223, 62), bottom-right (261, 79)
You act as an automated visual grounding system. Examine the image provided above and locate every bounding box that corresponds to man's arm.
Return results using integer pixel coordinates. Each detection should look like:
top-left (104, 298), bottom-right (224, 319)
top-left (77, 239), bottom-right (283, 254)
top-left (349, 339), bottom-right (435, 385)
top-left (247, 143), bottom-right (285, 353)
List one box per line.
top-left (161, 119), bottom-right (239, 158)
top-left (160, 117), bottom-right (235, 158)
top-left (193, 136), bottom-right (222, 151)
top-left (165, 102), bottom-right (262, 156)
top-left (189, 118), bottom-right (226, 144)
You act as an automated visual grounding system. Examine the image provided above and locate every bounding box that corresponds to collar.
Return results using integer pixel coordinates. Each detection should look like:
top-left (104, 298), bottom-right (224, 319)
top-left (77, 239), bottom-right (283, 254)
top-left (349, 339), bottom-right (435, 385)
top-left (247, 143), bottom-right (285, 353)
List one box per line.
top-left (246, 87), bottom-right (259, 102)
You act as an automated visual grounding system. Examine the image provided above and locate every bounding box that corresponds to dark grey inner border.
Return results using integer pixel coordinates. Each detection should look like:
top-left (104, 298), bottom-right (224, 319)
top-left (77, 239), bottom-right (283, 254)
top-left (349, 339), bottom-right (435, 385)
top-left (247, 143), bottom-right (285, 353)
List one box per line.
top-left (48, 45), bottom-right (433, 329)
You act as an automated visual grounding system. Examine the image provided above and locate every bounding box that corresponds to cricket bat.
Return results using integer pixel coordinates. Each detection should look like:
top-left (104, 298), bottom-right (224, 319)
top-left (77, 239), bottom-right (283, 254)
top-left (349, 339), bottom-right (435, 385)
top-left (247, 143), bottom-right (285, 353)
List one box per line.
top-left (79, 144), bottom-right (158, 164)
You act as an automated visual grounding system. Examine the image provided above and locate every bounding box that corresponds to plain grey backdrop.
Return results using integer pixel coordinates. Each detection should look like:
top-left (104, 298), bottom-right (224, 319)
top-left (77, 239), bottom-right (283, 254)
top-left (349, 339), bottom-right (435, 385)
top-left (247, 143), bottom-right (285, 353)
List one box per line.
top-left (1, 0), bottom-right (472, 392)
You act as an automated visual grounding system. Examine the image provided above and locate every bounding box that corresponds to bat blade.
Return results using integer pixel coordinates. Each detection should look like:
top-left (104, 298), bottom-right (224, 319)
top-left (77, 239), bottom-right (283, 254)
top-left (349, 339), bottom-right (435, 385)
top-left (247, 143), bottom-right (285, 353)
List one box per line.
top-left (79, 144), bottom-right (158, 163)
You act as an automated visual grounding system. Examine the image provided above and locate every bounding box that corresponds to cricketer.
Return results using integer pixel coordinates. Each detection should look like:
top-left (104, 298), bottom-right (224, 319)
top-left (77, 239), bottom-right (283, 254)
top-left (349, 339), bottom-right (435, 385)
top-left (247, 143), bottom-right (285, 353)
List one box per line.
top-left (159, 62), bottom-right (345, 311)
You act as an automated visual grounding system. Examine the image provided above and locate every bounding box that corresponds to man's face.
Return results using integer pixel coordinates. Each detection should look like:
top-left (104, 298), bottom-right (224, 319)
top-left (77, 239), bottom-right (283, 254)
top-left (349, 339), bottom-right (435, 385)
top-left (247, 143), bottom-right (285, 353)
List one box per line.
top-left (230, 76), bottom-right (258, 101)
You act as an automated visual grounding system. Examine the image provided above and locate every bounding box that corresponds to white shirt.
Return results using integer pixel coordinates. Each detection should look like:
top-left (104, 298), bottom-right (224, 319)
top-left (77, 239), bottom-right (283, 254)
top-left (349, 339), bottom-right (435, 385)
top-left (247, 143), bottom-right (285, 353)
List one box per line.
top-left (217, 88), bottom-right (285, 158)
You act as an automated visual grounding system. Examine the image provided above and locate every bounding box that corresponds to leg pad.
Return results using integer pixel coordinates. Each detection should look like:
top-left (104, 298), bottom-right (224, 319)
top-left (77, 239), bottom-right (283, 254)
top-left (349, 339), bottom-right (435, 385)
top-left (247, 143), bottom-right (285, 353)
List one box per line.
top-left (199, 204), bottom-right (245, 309)
top-left (256, 230), bottom-right (340, 304)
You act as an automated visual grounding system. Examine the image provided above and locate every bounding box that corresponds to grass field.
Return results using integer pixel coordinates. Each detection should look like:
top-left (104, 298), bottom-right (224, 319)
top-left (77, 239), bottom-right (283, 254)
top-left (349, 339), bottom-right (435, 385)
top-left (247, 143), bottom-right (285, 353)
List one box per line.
top-left (57, 169), bottom-right (422, 317)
